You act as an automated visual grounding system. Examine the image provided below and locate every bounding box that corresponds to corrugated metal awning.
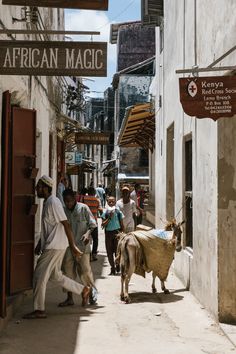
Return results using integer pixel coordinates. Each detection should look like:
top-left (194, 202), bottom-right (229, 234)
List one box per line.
top-left (117, 103), bottom-right (155, 152)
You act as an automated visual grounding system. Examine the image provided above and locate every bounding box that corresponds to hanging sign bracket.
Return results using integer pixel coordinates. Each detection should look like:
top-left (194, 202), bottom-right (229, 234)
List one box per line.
top-left (176, 44), bottom-right (236, 75)
top-left (0, 29), bottom-right (100, 36)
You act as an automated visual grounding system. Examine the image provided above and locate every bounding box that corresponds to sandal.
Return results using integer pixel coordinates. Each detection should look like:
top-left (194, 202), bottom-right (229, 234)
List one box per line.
top-left (23, 310), bottom-right (47, 319)
top-left (58, 299), bottom-right (74, 307)
top-left (81, 286), bottom-right (91, 307)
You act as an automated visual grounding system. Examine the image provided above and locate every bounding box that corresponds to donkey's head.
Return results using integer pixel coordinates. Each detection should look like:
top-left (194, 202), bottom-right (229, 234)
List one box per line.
top-left (165, 219), bottom-right (185, 252)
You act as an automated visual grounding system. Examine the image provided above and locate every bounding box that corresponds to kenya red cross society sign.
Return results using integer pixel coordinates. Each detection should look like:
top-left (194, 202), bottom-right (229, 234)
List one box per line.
top-left (179, 76), bottom-right (236, 120)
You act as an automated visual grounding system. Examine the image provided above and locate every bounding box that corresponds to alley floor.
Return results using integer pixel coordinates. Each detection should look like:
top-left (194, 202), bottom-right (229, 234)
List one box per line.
top-left (0, 223), bottom-right (235, 354)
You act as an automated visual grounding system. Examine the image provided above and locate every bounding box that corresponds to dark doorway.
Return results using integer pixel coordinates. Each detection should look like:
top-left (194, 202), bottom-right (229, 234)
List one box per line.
top-left (184, 137), bottom-right (193, 248)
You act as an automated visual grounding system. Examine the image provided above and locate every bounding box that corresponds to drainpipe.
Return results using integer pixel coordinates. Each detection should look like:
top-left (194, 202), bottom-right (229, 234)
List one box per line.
top-left (194, 0), bottom-right (197, 67)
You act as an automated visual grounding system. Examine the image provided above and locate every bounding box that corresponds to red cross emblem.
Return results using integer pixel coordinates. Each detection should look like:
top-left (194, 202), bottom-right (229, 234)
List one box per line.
top-left (187, 81), bottom-right (198, 97)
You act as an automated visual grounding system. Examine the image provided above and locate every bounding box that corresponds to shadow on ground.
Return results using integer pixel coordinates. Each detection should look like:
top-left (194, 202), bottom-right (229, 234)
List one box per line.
top-left (129, 290), bottom-right (184, 304)
top-left (0, 252), bottom-right (108, 354)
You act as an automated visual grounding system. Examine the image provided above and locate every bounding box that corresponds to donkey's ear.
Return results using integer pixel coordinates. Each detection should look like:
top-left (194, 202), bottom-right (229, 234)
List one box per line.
top-left (180, 220), bottom-right (185, 225)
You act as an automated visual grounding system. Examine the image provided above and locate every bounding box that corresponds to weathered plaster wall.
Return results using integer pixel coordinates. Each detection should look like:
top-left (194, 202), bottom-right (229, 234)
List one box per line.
top-left (154, 0), bottom-right (236, 320)
top-left (195, 0), bottom-right (236, 324)
top-left (117, 23), bottom-right (155, 71)
top-left (119, 147), bottom-right (148, 177)
top-left (118, 75), bottom-right (152, 129)
top-left (218, 116), bottom-right (236, 323)
top-left (149, 59), bottom-right (158, 207)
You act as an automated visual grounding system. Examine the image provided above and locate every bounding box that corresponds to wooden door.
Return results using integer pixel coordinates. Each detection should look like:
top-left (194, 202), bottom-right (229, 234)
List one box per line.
top-left (10, 107), bottom-right (37, 294)
top-left (0, 91), bottom-right (11, 317)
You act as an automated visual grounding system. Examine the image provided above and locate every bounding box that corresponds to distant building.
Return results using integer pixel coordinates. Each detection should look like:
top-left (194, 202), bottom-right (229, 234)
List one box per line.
top-left (110, 21), bottom-right (155, 71)
top-left (110, 21), bottom-right (156, 193)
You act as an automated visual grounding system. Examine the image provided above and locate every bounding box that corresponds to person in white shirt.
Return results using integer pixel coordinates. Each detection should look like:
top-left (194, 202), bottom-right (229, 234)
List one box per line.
top-left (130, 183), bottom-right (144, 226)
top-left (56, 172), bottom-right (66, 206)
top-left (23, 175), bottom-right (91, 319)
top-left (116, 186), bottom-right (137, 233)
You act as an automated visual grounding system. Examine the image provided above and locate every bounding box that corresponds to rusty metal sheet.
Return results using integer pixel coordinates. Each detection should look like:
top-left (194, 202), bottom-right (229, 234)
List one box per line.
top-left (2, 0), bottom-right (108, 10)
top-left (0, 40), bottom-right (107, 77)
top-left (179, 76), bottom-right (236, 120)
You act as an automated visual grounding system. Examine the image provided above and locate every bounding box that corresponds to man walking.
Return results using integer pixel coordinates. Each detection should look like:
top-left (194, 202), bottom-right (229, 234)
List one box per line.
top-left (83, 187), bottom-right (103, 261)
top-left (95, 183), bottom-right (106, 207)
top-left (59, 189), bottom-right (98, 307)
top-left (56, 172), bottom-right (66, 206)
top-left (101, 196), bottom-right (124, 275)
top-left (130, 183), bottom-right (144, 226)
top-left (23, 175), bottom-right (91, 319)
top-left (116, 186), bottom-right (137, 233)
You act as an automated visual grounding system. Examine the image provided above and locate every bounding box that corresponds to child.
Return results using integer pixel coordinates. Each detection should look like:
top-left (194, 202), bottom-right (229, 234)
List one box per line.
top-left (101, 196), bottom-right (124, 275)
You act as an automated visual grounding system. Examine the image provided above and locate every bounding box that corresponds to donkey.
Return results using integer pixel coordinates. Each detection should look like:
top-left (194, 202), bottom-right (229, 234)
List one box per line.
top-left (151, 220), bottom-right (184, 294)
top-left (116, 220), bottom-right (184, 303)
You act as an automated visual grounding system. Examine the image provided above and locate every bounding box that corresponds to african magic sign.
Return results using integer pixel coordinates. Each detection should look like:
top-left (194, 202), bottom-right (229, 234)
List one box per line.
top-left (179, 76), bottom-right (236, 120)
top-left (2, 0), bottom-right (108, 10)
top-left (0, 41), bottom-right (107, 76)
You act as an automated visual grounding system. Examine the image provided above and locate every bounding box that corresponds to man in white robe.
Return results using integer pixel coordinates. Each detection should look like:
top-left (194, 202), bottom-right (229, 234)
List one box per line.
top-left (23, 175), bottom-right (91, 319)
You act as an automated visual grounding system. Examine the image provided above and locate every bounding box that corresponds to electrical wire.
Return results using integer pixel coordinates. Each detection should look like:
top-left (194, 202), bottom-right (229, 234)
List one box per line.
top-left (96, 0), bottom-right (137, 30)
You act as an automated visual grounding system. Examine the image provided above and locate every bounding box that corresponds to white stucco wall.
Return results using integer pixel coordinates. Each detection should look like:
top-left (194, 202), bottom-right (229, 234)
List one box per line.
top-left (154, 0), bottom-right (236, 320)
top-left (0, 6), bottom-right (64, 236)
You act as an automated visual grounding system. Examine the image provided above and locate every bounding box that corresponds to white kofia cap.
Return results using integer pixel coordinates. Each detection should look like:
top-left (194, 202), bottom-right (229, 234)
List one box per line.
top-left (40, 175), bottom-right (53, 188)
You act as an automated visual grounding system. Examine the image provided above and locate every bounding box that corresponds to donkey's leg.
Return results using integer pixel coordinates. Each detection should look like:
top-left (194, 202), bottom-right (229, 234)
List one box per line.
top-left (124, 248), bottom-right (136, 304)
top-left (124, 269), bottom-right (134, 304)
top-left (119, 253), bottom-right (126, 301)
top-left (151, 272), bottom-right (157, 293)
top-left (120, 265), bottom-right (125, 301)
top-left (161, 280), bottom-right (170, 294)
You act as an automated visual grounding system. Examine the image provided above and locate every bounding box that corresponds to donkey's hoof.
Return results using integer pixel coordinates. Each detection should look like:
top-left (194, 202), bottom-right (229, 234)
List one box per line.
top-left (163, 289), bottom-right (170, 294)
top-left (152, 288), bottom-right (157, 294)
top-left (124, 296), bottom-right (131, 304)
top-left (120, 294), bottom-right (125, 301)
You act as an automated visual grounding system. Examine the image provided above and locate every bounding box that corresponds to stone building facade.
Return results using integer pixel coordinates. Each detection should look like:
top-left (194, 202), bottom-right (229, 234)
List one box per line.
top-left (151, 0), bottom-right (236, 323)
top-left (0, 5), bottom-right (65, 319)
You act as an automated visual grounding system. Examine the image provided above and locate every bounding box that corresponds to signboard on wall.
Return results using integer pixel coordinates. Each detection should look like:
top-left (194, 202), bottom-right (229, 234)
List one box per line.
top-left (2, 0), bottom-right (108, 10)
top-left (65, 152), bottom-right (75, 164)
top-left (75, 152), bottom-right (83, 165)
top-left (0, 41), bottom-right (107, 76)
top-left (179, 76), bottom-right (236, 120)
top-left (76, 132), bottom-right (110, 145)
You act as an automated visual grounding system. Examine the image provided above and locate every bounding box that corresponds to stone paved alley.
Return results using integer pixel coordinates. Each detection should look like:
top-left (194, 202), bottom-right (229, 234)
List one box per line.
top-left (0, 222), bottom-right (235, 354)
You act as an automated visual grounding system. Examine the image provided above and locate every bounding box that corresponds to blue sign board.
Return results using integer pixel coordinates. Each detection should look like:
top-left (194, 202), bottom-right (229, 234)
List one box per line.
top-left (75, 152), bottom-right (83, 165)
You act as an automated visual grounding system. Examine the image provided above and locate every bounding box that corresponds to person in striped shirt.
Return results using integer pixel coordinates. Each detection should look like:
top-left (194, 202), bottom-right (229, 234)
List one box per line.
top-left (83, 187), bottom-right (103, 261)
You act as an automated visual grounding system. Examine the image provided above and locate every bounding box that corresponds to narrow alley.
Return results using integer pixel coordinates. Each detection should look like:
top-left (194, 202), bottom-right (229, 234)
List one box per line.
top-left (0, 221), bottom-right (235, 354)
top-left (0, 1), bottom-right (236, 353)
